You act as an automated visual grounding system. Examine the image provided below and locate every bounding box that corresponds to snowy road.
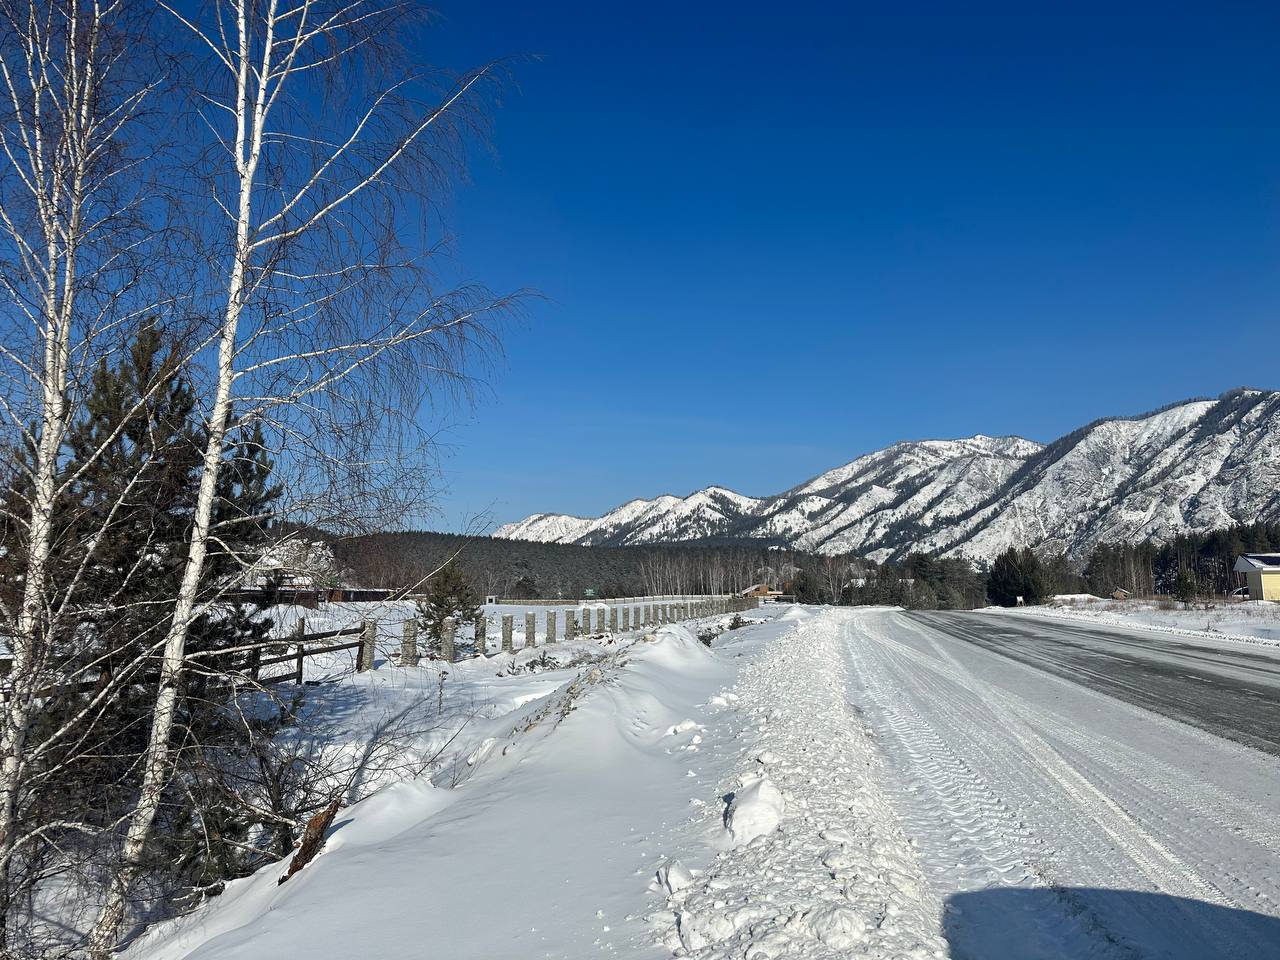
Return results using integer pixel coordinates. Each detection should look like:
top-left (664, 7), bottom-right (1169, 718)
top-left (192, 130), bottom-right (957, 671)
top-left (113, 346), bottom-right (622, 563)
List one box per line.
top-left (845, 608), bottom-right (1280, 959)
top-left (128, 608), bottom-right (1280, 960)
top-left (915, 610), bottom-right (1280, 754)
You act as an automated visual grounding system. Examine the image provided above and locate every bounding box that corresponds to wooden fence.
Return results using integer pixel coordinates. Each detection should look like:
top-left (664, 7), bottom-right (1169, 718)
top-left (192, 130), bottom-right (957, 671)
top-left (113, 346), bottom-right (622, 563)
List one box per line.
top-left (250, 622), bottom-right (372, 685)
top-left (254, 593), bottom-right (760, 683)
top-left (0, 594), bottom-right (762, 694)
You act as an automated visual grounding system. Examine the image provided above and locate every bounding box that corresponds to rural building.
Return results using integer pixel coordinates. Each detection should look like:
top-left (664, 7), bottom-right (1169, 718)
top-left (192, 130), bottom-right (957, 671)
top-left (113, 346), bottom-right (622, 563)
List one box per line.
top-left (1111, 588), bottom-right (1131, 601)
top-left (1232, 554), bottom-right (1280, 600)
top-left (739, 583), bottom-right (784, 600)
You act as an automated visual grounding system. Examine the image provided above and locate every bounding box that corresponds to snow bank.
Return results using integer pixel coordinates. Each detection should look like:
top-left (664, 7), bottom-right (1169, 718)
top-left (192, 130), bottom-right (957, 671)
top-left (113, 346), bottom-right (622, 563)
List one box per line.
top-left (998, 595), bottom-right (1280, 648)
top-left (124, 624), bottom-right (737, 960)
top-left (723, 773), bottom-right (784, 847)
top-left (654, 610), bottom-right (945, 959)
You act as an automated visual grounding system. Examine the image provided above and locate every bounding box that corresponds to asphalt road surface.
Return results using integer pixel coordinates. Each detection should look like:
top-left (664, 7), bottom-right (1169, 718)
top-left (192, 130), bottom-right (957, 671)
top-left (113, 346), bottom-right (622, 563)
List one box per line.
top-left (911, 610), bottom-right (1280, 755)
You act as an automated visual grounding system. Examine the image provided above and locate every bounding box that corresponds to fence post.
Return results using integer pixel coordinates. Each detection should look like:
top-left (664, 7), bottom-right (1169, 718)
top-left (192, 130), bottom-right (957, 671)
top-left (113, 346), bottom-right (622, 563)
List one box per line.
top-left (525, 611), bottom-right (536, 649)
top-left (475, 614), bottom-right (487, 658)
top-left (594, 607), bottom-right (605, 634)
top-left (502, 614), bottom-right (514, 653)
top-left (293, 618), bottom-right (306, 684)
top-left (547, 610), bottom-right (557, 644)
top-left (609, 606), bottom-right (618, 634)
top-left (442, 617), bottom-right (456, 662)
top-left (622, 606), bottom-right (630, 631)
top-left (357, 619), bottom-right (376, 672)
top-left (565, 608), bottom-right (577, 642)
top-left (401, 619), bottom-right (419, 668)
top-left (644, 604), bottom-right (652, 626)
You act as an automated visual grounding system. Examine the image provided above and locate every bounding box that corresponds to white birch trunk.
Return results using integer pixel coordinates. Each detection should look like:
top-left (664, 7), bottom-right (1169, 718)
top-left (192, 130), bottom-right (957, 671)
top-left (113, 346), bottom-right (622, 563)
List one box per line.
top-left (0, 0), bottom-right (99, 942)
top-left (86, 7), bottom-right (263, 946)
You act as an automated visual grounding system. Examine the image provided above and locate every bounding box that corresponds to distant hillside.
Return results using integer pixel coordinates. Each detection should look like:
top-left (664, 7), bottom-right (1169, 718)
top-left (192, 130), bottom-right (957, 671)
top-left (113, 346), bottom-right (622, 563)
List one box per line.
top-left (325, 530), bottom-right (800, 599)
top-left (495, 389), bottom-right (1280, 562)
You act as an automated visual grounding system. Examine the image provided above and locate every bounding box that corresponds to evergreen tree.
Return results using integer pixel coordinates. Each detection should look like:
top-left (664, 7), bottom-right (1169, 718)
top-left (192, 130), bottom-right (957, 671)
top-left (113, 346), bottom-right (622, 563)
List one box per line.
top-left (987, 547), bottom-right (1047, 606)
top-left (18, 327), bottom-right (284, 899)
top-left (417, 563), bottom-right (482, 652)
top-left (1171, 568), bottom-right (1198, 604)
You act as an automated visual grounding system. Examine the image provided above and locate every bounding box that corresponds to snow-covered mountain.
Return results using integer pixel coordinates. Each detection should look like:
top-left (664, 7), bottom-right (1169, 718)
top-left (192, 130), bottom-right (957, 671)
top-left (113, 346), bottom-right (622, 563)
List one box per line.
top-left (494, 390), bottom-right (1280, 561)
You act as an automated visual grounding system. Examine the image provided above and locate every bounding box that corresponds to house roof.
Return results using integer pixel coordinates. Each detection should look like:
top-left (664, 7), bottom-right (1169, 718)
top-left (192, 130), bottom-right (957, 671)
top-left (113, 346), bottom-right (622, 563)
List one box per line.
top-left (1233, 554), bottom-right (1280, 573)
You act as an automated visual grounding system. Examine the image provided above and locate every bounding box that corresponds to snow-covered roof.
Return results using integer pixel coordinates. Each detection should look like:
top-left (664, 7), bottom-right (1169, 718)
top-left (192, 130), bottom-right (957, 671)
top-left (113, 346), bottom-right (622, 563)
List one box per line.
top-left (1233, 554), bottom-right (1280, 573)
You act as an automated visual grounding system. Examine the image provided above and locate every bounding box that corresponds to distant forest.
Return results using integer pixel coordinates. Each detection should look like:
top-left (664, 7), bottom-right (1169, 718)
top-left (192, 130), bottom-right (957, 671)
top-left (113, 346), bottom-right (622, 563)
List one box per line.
top-left (324, 530), bottom-right (809, 599)
top-left (319, 521), bottom-right (1273, 610)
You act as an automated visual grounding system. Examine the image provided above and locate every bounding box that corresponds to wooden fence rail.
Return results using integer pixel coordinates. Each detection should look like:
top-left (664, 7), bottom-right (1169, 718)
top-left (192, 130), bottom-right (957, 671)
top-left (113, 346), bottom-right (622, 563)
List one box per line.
top-left (251, 622), bottom-right (371, 685)
top-left (0, 594), bottom-right (763, 694)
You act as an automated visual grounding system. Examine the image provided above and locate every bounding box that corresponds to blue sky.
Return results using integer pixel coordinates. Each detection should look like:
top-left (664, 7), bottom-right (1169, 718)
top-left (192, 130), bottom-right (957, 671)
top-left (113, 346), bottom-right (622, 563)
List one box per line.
top-left (415, 1), bottom-right (1280, 530)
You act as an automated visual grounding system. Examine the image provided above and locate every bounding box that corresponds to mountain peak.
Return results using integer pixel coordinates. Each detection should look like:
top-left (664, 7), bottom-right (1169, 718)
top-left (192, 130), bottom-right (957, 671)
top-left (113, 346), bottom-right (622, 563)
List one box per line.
top-left (495, 390), bottom-right (1280, 561)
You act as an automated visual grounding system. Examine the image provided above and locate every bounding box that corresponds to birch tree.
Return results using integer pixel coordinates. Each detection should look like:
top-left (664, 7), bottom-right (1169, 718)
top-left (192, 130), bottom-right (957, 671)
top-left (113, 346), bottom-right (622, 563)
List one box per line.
top-left (0, 0), bottom-right (159, 947)
top-left (88, 1), bottom-right (507, 950)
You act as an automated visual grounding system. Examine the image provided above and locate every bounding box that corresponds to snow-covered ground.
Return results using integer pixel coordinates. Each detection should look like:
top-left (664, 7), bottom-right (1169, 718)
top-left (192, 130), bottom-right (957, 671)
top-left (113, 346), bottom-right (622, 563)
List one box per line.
top-left (846, 608), bottom-right (1280, 958)
top-left (126, 606), bottom-right (1280, 959)
top-left (125, 609), bottom-right (771, 960)
top-left (999, 594), bottom-right (1280, 646)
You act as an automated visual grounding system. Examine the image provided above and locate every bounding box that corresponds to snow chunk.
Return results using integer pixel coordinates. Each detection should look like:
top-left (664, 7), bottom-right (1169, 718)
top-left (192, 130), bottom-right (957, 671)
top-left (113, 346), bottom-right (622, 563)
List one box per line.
top-left (724, 773), bottom-right (785, 847)
top-left (800, 902), bottom-right (869, 950)
top-left (656, 859), bottom-right (694, 896)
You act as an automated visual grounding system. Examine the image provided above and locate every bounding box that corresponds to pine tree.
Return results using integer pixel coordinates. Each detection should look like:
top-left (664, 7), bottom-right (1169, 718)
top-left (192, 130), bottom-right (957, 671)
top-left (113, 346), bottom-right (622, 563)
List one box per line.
top-left (987, 547), bottom-right (1046, 606)
top-left (17, 327), bottom-right (285, 900)
top-left (1172, 568), bottom-right (1198, 605)
top-left (417, 563), bottom-right (481, 653)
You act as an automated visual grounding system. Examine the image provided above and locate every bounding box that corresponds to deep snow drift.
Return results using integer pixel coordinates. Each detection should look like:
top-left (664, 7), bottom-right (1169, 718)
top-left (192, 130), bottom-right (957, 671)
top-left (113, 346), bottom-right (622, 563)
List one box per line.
top-left (125, 615), bottom-right (760, 960)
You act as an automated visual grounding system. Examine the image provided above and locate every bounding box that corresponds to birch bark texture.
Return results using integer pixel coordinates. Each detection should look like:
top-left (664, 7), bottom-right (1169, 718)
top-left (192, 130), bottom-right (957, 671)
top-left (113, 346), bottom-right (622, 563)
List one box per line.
top-left (87, 1), bottom-right (508, 952)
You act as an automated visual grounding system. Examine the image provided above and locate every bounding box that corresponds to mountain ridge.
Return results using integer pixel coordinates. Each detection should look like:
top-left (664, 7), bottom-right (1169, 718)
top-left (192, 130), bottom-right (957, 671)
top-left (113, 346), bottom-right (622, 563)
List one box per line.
top-left (495, 389), bottom-right (1280, 561)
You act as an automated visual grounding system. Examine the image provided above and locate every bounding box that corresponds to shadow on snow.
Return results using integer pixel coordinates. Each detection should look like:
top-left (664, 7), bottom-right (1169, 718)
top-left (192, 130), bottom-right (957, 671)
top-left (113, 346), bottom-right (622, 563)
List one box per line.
top-left (944, 887), bottom-right (1280, 959)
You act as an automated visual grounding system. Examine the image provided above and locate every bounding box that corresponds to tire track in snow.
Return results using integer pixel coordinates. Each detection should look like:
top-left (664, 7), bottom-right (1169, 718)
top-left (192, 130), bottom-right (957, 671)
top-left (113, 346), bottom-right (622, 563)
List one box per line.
top-left (846, 608), bottom-right (1280, 959)
top-left (888, 613), bottom-right (1280, 912)
top-left (865, 615), bottom-right (1226, 903)
top-left (846, 618), bottom-right (1138, 959)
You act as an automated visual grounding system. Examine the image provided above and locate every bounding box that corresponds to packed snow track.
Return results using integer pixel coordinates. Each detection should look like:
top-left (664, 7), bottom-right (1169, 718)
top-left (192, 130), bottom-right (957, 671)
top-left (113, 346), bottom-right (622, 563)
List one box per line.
top-left (915, 610), bottom-right (1280, 754)
top-left (845, 607), bottom-right (1280, 959)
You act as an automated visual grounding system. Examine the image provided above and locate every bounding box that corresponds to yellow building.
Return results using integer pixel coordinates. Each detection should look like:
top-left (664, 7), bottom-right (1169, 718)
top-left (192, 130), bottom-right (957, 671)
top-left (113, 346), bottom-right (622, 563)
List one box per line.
top-left (1232, 554), bottom-right (1280, 600)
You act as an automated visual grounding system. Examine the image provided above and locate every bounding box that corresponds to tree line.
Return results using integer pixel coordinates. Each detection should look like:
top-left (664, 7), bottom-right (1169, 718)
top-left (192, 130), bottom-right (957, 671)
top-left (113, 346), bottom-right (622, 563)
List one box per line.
top-left (327, 529), bottom-right (818, 600)
top-left (382, 519), bottom-right (1273, 615)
